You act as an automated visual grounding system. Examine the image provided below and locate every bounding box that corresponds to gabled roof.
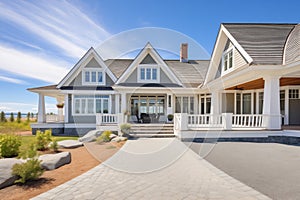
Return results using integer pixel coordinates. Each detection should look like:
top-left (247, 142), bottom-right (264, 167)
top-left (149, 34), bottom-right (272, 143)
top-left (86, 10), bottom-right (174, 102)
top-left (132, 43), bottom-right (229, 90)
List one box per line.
top-left (115, 43), bottom-right (182, 86)
top-left (223, 23), bottom-right (297, 65)
top-left (104, 59), bottom-right (209, 88)
top-left (57, 47), bottom-right (117, 88)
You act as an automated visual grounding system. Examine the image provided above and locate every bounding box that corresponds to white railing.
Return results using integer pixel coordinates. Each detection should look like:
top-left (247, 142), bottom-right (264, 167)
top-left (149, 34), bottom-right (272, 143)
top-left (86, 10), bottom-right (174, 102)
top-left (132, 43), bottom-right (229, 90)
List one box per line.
top-left (188, 114), bottom-right (223, 128)
top-left (46, 114), bottom-right (64, 122)
top-left (96, 113), bottom-right (123, 125)
top-left (232, 114), bottom-right (264, 128)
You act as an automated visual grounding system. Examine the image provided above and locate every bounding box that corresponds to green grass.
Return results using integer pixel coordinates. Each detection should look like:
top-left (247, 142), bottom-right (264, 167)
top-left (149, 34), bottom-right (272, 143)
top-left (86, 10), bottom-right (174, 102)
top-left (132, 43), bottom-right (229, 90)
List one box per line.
top-left (0, 121), bottom-right (32, 134)
top-left (19, 135), bottom-right (78, 153)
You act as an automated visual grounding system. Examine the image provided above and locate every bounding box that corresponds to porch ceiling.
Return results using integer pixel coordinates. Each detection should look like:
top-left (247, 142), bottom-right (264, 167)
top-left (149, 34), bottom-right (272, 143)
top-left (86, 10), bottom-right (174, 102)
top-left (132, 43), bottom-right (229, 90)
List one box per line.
top-left (225, 78), bottom-right (300, 90)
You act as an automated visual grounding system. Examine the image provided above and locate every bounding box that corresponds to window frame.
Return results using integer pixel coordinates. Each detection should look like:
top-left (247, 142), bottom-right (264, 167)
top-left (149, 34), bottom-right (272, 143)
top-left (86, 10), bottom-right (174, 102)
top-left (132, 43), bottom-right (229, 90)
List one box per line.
top-left (221, 47), bottom-right (234, 75)
top-left (82, 68), bottom-right (105, 85)
top-left (138, 64), bottom-right (160, 83)
top-left (72, 95), bottom-right (111, 115)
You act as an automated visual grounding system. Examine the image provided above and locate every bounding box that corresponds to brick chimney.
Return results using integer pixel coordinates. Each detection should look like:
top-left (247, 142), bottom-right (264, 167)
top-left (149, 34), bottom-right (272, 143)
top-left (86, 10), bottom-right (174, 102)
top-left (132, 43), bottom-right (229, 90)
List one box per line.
top-left (180, 43), bottom-right (188, 63)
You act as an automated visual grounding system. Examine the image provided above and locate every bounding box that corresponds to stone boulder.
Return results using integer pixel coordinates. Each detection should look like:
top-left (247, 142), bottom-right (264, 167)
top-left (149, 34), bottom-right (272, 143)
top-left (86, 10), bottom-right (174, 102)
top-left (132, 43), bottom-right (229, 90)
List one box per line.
top-left (58, 140), bottom-right (83, 149)
top-left (109, 133), bottom-right (117, 140)
top-left (78, 130), bottom-right (102, 143)
top-left (39, 152), bottom-right (71, 170)
top-left (111, 136), bottom-right (127, 142)
top-left (0, 158), bottom-right (23, 189)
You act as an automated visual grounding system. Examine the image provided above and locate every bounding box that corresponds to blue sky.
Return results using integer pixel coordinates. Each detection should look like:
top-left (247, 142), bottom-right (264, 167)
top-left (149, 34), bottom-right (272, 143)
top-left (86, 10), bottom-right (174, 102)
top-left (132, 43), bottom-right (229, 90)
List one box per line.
top-left (0, 0), bottom-right (299, 113)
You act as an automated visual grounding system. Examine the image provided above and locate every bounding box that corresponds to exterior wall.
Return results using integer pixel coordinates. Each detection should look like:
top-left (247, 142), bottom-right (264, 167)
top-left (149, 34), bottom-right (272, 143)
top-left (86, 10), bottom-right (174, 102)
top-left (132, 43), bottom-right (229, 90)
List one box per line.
top-left (140, 54), bottom-right (156, 64)
top-left (85, 58), bottom-right (99, 68)
top-left (160, 69), bottom-right (173, 83)
top-left (222, 93), bottom-right (234, 113)
top-left (32, 127), bottom-right (95, 137)
top-left (125, 68), bottom-right (138, 83)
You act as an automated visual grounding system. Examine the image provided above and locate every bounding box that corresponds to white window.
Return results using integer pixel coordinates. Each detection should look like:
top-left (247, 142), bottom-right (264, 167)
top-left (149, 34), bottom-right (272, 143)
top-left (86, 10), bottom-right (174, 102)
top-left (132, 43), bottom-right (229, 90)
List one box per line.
top-left (138, 65), bottom-right (159, 82)
top-left (82, 69), bottom-right (105, 85)
top-left (222, 48), bottom-right (233, 73)
top-left (175, 96), bottom-right (195, 114)
top-left (73, 95), bottom-right (110, 115)
top-left (289, 89), bottom-right (299, 99)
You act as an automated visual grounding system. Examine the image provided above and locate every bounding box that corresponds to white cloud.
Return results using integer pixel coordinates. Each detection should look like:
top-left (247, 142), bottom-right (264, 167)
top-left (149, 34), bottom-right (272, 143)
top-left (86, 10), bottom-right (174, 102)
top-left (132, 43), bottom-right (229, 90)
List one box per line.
top-left (0, 44), bottom-right (69, 83)
top-left (0, 75), bottom-right (28, 85)
top-left (0, 0), bottom-right (110, 58)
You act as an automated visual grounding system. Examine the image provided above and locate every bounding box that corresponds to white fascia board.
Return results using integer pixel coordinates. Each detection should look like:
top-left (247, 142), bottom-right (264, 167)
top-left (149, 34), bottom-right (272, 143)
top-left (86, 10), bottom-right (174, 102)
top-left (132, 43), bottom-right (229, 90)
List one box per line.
top-left (60, 90), bottom-right (116, 95)
top-left (116, 43), bottom-right (182, 86)
top-left (221, 25), bottom-right (253, 63)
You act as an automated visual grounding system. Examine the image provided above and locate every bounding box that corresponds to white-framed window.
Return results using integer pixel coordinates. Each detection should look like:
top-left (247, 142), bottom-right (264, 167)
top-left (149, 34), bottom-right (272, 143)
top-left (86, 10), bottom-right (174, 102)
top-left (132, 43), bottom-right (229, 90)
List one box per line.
top-left (289, 89), bottom-right (299, 99)
top-left (73, 95), bottom-right (110, 115)
top-left (222, 48), bottom-right (233, 73)
top-left (82, 69), bottom-right (105, 85)
top-left (138, 65), bottom-right (160, 82)
top-left (175, 96), bottom-right (195, 114)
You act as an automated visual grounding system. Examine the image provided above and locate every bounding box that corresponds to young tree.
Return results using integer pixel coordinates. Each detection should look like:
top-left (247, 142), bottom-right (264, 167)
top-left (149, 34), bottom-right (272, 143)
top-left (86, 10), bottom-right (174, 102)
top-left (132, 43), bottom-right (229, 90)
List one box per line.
top-left (27, 112), bottom-right (30, 122)
top-left (10, 112), bottom-right (14, 122)
top-left (17, 112), bottom-right (22, 123)
top-left (31, 112), bottom-right (34, 119)
top-left (0, 111), bottom-right (6, 122)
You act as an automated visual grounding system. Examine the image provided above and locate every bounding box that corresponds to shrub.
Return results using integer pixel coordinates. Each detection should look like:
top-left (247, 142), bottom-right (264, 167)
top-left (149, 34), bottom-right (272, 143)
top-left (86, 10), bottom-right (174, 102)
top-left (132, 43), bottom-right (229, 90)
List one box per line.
top-left (12, 158), bottom-right (44, 184)
top-left (19, 142), bottom-right (38, 159)
top-left (96, 130), bottom-right (111, 144)
top-left (0, 134), bottom-right (21, 158)
top-left (120, 123), bottom-right (131, 136)
top-left (167, 114), bottom-right (174, 122)
top-left (49, 138), bottom-right (59, 152)
top-left (17, 112), bottom-right (21, 123)
top-left (35, 129), bottom-right (52, 151)
top-left (26, 112), bottom-right (30, 122)
top-left (10, 112), bottom-right (14, 122)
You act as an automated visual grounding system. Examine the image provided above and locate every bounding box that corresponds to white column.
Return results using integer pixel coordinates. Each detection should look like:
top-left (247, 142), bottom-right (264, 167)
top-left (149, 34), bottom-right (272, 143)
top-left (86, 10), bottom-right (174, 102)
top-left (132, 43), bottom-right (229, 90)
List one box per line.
top-left (262, 76), bottom-right (281, 130)
top-left (251, 91), bottom-right (254, 114)
top-left (115, 94), bottom-right (120, 114)
top-left (120, 93), bottom-right (127, 123)
top-left (211, 91), bottom-right (220, 115)
top-left (37, 93), bottom-right (46, 123)
top-left (64, 94), bottom-right (69, 123)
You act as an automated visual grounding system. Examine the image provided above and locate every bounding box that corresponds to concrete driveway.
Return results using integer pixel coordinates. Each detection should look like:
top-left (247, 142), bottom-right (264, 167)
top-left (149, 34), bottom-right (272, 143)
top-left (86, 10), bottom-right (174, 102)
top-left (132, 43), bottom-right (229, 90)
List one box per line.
top-left (32, 138), bottom-right (269, 200)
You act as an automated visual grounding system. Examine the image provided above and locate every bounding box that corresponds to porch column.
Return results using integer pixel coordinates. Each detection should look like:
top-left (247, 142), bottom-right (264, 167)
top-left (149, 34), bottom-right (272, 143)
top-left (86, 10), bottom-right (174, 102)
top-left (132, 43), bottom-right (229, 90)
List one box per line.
top-left (64, 94), bottom-right (69, 123)
top-left (284, 88), bottom-right (289, 125)
top-left (120, 93), bottom-right (127, 123)
top-left (115, 94), bottom-right (120, 114)
top-left (211, 91), bottom-right (220, 115)
top-left (37, 93), bottom-right (46, 123)
top-left (262, 76), bottom-right (281, 129)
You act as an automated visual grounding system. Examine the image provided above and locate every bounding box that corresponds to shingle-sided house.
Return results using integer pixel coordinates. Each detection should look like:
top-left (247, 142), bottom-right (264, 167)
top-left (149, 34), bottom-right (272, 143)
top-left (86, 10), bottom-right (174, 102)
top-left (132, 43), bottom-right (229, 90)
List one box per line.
top-left (28, 23), bottom-right (300, 137)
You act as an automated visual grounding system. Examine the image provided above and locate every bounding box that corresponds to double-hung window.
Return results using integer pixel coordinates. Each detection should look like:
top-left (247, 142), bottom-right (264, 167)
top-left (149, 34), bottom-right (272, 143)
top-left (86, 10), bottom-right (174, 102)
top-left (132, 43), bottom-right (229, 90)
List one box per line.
top-left (222, 48), bottom-right (233, 73)
top-left (139, 65), bottom-right (159, 82)
top-left (73, 95), bottom-right (110, 115)
top-left (82, 69), bottom-right (105, 85)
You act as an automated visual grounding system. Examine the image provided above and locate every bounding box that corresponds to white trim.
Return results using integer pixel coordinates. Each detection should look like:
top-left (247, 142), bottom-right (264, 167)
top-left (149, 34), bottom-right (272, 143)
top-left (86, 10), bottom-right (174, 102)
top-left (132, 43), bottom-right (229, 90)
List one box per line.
top-left (82, 68), bottom-right (106, 85)
top-left (57, 48), bottom-right (116, 88)
top-left (221, 46), bottom-right (235, 75)
top-left (137, 64), bottom-right (160, 83)
top-left (60, 90), bottom-right (116, 95)
top-left (72, 94), bottom-right (111, 116)
top-left (116, 43), bottom-right (182, 86)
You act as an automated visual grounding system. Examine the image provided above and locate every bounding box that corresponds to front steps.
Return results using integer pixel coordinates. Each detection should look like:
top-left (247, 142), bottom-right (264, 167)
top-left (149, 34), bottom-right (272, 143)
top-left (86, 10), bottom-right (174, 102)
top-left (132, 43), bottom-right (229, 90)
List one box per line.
top-left (129, 123), bottom-right (175, 138)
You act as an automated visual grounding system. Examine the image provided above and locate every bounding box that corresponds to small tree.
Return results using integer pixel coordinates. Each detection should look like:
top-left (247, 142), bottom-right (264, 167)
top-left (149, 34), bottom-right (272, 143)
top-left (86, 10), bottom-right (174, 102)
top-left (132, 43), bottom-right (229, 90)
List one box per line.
top-left (10, 112), bottom-right (14, 122)
top-left (0, 111), bottom-right (6, 122)
top-left (17, 112), bottom-right (21, 123)
top-left (31, 112), bottom-right (34, 119)
top-left (26, 112), bottom-right (30, 122)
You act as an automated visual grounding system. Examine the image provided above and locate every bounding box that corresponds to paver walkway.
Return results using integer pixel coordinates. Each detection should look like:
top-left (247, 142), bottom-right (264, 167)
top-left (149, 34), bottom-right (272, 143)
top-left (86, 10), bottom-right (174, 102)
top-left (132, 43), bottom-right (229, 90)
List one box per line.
top-left (32, 138), bottom-right (270, 200)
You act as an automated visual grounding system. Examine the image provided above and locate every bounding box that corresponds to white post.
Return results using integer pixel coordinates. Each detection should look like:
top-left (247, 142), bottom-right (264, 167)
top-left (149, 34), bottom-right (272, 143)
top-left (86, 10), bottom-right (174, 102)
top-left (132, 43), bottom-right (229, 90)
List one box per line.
top-left (37, 93), bottom-right (46, 123)
top-left (64, 94), bottom-right (69, 123)
top-left (115, 94), bottom-right (120, 114)
top-left (179, 113), bottom-right (188, 130)
top-left (211, 91), bottom-right (220, 124)
top-left (222, 113), bottom-right (233, 130)
top-left (262, 76), bottom-right (281, 130)
top-left (284, 88), bottom-right (289, 125)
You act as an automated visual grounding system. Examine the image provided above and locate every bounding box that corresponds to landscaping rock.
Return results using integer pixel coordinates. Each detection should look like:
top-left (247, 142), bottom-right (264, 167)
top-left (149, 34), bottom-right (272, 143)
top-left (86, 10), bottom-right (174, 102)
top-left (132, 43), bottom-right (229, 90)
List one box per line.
top-left (109, 133), bottom-right (117, 140)
top-left (78, 130), bottom-right (102, 143)
top-left (111, 136), bottom-right (127, 142)
top-left (39, 152), bottom-right (71, 170)
top-left (0, 158), bottom-right (23, 189)
top-left (58, 140), bottom-right (83, 149)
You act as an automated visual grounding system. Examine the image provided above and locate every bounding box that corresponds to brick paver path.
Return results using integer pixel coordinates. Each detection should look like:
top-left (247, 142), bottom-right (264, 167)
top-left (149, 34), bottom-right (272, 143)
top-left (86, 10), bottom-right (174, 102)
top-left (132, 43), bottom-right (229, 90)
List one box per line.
top-left (32, 138), bottom-right (270, 200)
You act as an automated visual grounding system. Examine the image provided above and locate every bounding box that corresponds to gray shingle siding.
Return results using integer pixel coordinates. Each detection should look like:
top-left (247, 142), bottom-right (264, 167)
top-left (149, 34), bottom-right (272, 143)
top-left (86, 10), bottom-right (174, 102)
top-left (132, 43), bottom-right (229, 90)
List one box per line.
top-left (223, 23), bottom-right (296, 65)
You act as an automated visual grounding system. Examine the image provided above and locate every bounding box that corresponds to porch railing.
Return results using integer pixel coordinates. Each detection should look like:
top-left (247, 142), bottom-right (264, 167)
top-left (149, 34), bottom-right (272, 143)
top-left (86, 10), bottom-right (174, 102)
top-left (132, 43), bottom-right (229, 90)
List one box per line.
top-left (188, 114), bottom-right (223, 128)
top-left (232, 114), bottom-right (264, 128)
top-left (96, 113), bottom-right (123, 125)
top-left (46, 114), bottom-right (64, 122)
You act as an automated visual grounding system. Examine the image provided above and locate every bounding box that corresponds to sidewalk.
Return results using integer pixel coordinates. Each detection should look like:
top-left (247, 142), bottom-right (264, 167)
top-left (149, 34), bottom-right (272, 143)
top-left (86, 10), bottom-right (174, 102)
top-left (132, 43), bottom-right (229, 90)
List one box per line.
top-left (32, 138), bottom-right (270, 200)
